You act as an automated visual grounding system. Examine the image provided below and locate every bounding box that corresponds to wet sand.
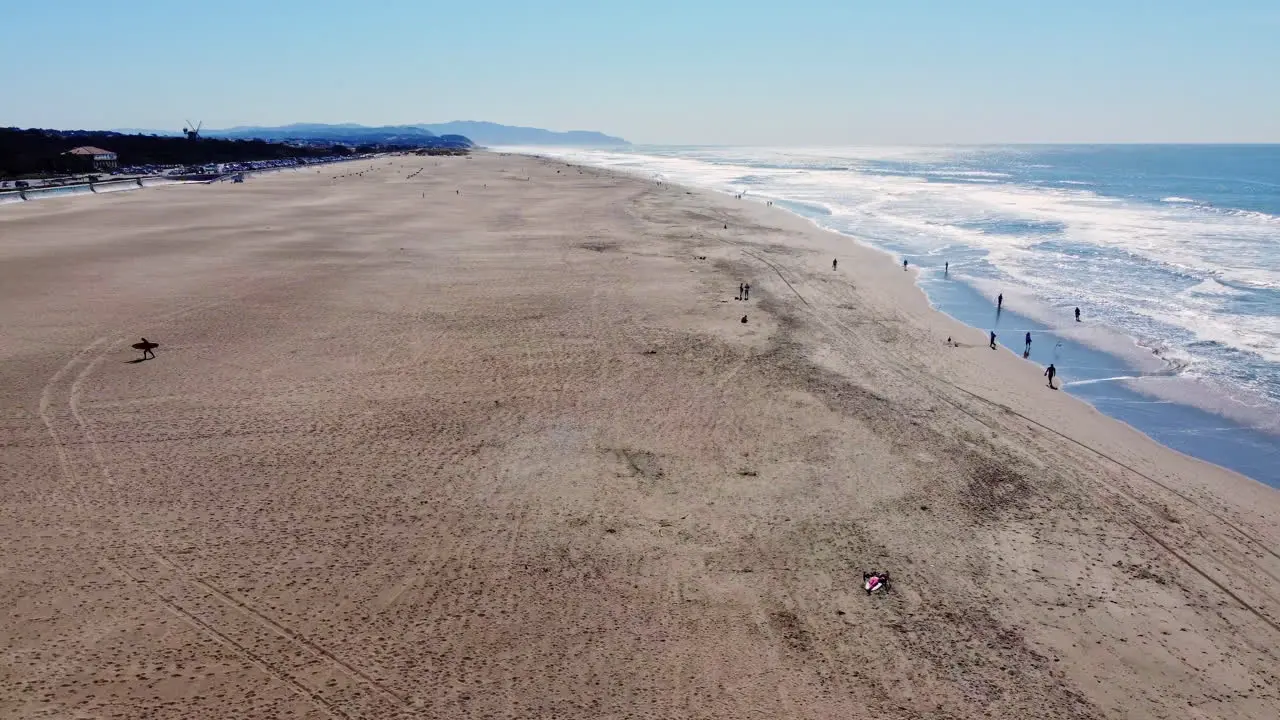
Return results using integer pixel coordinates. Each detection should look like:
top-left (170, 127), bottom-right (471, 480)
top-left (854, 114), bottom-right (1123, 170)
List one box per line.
top-left (1, 153), bottom-right (1278, 719)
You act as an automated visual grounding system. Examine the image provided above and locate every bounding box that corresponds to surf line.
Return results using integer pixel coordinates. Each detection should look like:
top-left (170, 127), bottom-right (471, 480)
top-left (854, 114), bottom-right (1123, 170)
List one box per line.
top-left (1063, 375), bottom-right (1142, 387)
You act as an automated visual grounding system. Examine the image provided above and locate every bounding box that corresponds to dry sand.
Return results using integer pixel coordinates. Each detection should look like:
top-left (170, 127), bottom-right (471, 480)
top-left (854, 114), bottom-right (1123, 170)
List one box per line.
top-left (2, 153), bottom-right (1278, 719)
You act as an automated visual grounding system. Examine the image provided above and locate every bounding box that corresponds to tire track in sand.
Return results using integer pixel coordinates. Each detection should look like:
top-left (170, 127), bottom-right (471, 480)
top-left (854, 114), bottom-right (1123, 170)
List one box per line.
top-left (152, 552), bottom-right (415, 711)
top-left (34, 324), bottom-right (353, 719)
top-left (42, 288), bottom-right (422, 718)
top-left (36, 336), bottom-right (109, 514)
top-left (100, 558), bottom-right (353, 720)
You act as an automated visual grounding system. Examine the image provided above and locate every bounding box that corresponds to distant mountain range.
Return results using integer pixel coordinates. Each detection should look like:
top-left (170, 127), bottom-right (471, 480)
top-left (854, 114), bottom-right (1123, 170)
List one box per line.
top-left (414, 122), bottom-right (628, 147)
top-left (114, 122), bottom-right (629, 147)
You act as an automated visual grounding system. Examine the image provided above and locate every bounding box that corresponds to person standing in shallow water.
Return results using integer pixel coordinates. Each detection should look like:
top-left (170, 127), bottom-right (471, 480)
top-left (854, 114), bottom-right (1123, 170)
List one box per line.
top-left (1045, 363), bottom-right (1057, 389)
top-left (1075, 306), bottom-right (1081, 322)
top-left (903, 259), bottom-right (908, 270)
top-left (997, 293), bottom-right (1004, 311)
top-left (944, 261), bottom-right (948, 276)
top-left (1024, 332), bottom-right (1032, 355)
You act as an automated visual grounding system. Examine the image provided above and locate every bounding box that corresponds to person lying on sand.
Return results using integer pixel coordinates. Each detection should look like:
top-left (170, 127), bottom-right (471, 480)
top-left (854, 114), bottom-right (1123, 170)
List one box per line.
top-left (863, 570), bottom-right (891, 595)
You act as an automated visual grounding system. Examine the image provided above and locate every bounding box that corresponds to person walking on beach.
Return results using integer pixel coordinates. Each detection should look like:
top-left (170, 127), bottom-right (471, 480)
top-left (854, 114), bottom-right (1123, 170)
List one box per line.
top-left (903, 259), bottom-right (909, 271)
top-left (997, 293), bottom-right (1004, 311)
top-left (1024, 332), bottom-right (1032, 354)
top-left (989, 331), bottom-right (997, 349)
top-left (1045, 363), bottom-right (1057, 389)
top-left (1075, 306), bottom-right (1081, 322)
top-left (133, 338), bottom-right (158, 360)
top-left (833, 258), bottom-right (838, 270)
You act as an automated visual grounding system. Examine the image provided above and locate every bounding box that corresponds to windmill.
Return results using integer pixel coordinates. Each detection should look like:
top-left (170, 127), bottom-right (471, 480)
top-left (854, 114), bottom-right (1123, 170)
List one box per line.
top-left (183, 120), bottom-right (203, 141)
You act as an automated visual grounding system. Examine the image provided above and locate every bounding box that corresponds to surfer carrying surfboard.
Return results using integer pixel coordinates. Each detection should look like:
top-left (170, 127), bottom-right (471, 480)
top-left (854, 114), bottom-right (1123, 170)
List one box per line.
top-left (132, 337), bottom-right (159, 360)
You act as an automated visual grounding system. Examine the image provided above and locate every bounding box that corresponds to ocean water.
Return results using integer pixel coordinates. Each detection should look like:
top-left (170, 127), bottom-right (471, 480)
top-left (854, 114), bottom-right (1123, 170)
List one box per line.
top-left (507, 145), bottom-right (1280, 486)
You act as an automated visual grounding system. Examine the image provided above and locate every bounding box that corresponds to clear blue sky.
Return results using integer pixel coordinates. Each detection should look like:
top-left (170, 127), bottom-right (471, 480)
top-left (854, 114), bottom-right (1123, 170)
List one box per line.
top-left (3, 0), bottom-right (1278, 144)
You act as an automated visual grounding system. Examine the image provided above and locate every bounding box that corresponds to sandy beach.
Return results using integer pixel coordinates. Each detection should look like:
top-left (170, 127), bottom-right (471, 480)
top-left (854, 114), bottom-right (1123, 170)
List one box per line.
top-left (2, 152), bottom-right (1278, 719)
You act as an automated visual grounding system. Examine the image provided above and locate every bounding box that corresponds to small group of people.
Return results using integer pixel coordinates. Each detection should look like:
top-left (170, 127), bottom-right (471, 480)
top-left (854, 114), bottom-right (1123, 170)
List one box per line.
top-left (842, 258), bottom-right (1075, 391)
top-left (995, 290), bottom-right (1083, 325)
top-left (737, 282), bottom-right (751, 301)
top-left (988, 328), bottom-right (1055, 382)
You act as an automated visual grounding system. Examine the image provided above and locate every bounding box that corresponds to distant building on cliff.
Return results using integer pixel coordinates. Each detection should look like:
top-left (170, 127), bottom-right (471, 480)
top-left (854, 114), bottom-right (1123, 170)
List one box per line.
top-left (62, 146), bottom-right (118, 171)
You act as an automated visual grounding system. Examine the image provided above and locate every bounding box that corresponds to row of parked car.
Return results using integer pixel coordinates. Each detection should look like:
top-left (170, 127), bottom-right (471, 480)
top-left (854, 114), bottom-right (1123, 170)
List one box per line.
top-left (109, 155), bottom-right (368, 177)
top-left (111, 164), bottom-right (180, 176)
top-left (216, 155), bottom-right (368, 174)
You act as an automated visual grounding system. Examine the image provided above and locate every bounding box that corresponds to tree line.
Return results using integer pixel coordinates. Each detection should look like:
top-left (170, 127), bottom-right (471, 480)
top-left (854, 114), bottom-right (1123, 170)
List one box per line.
top-left (0, 128), bottom-right (350, 178)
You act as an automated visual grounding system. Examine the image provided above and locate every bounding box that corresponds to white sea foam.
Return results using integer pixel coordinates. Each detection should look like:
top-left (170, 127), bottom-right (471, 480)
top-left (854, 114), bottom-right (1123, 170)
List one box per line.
top-left (1162, 196), bottom-right (1198, 204)
top-left (922, 169), bottom-right (1012, 179)
top-left (1183, 278), bottom-right (1247, 297)
top-left (1124, 376), bottom-right (1280, 435)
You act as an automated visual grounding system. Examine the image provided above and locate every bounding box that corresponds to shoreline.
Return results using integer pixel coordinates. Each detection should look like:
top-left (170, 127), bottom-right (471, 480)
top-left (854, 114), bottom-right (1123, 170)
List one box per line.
top-left (516, 149), bottom-right (1280, 488)
top-left (916, 269), bottom-right (1280, 485)
top-left (624, 158), bottom-right (1277, 492)
top-left (4, 151), bottom-right (1278, 718)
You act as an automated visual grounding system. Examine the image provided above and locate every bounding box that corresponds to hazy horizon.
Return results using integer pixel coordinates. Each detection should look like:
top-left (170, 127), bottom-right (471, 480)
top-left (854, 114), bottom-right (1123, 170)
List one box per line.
top-left (4, 0), bottom-right (1278, 145)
